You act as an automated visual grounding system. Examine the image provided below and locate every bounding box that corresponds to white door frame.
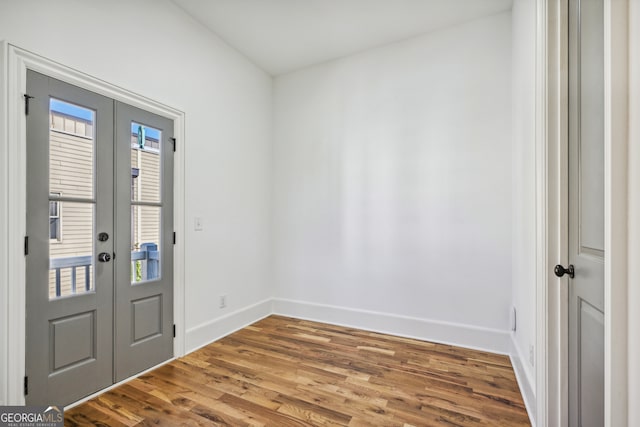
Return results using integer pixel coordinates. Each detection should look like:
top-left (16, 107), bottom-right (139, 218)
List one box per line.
top-left (602, 0), bottom-right (629, 425)
top-left (537, 0), bottom-right (629, 426)
top-left (535, 1), bottom-right (566, 425)
top-left (0, 43), bottom-right (187, 405)
top-left (629, 1), bottom-right (640, 426)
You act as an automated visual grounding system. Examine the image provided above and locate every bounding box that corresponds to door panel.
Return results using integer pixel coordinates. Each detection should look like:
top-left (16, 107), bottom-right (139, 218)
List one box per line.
top-left (26, 71), bottom-right (174, 405)
top-left (26, 70), bottom-right (114, 406)
top-left (568, 0), bottom-right (605, 425)
top-left (577, 0), bottom-right (605, 258)
top-left (114, 102), bottom-right (174, 381)
top-left (578, 300), bottom-right (605, 424)
top-left (50, 311), bottom-right (95, 371)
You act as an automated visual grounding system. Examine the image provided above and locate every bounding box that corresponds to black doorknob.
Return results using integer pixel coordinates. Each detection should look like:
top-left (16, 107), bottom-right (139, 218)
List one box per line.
top-left (554, 264), bottom-right (575, 278)
top-left (98, 252), bottom-right (111, 263)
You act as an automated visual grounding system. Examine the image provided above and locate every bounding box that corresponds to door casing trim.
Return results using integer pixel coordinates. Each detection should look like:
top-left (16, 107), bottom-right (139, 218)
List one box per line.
top-left (602, 0), bottom-right (629, 425)
top-left (0, 43), bottom-right (186, 405)
top-left (539, 0), bottom-right (630, 425)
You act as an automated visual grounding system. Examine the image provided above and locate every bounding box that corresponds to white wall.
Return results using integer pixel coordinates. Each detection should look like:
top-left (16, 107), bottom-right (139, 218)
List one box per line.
top-left (273, 12), bottom-right (513, 350)
top-left (510, 0), bottom-right (537, 409)
top-left (0, 0), bottom-right (272, 366)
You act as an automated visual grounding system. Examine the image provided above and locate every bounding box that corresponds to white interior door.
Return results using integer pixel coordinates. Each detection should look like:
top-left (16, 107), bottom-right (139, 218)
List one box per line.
top-left (566, 0), bottom-right (605, 425)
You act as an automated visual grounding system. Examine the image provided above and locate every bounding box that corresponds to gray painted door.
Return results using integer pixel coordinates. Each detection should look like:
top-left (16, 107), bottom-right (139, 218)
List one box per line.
top-left (25, 71), bottom-right (173, 405)
top-left (568, 0), bottom-right (605, 425)
top-left (26, 70), bottom-right (114, 405)
top-left (114, 102), bottom-right (174, 382)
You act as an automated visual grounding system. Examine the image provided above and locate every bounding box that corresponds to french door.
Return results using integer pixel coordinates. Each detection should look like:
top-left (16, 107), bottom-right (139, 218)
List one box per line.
top-left (25, 70), bottom-right (174, 406)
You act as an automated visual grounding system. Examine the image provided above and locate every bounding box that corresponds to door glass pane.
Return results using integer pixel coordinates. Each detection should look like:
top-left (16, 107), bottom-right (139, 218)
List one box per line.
top-left (131, 205), bottom-right (161, 284)
top-left (50, 99), bottom-right (95, 199)
top-left (131, 122), bottom-right (161, 203)
top-left (48, 98), bottom-right (96, 300)
top-left (49, 202), bottom-right (95, 299)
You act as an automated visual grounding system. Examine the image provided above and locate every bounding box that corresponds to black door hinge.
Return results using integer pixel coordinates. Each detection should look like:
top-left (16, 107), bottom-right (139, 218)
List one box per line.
top-left (24, 236), bottom-right (29, 256)
top-left (170, 137), bottom-right (176, 152)
top-left (173, 324), bottom-right (176, 338)
top-left (24, 94), bottom-right (34, 115)
top-left (24, 376), bottom-right (28, 396)
top-left (173, 232), bottom-right (176, 245)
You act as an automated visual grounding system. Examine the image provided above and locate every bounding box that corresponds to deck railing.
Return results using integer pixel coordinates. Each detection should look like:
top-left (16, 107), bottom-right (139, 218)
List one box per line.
top-left (50, 255), bottom-right (92, 297)
top-left (50, 243), bottom-right (159, 297)
top-left (131, 243), bottom-right (159, 283)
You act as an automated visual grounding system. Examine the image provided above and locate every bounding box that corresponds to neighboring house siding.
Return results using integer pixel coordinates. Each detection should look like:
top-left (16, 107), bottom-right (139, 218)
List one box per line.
top-left (49, 118), bottom-right (93, 297)
top-left (130, 144), bottom-right (161, 250)
top-left (48, 112), bottom-right (161, 297)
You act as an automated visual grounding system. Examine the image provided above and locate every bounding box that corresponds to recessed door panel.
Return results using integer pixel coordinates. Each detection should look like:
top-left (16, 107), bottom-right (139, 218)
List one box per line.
top-left (578, 300), bottom-right (604, 427)
top-left (577, 0), bottom-right (605, 257)
top-left (50, 311), bottom-right (96, 372)
top-left (568, 0), bottom-right (605, 424)
top-left (132, 295), bottom-right (163, 343)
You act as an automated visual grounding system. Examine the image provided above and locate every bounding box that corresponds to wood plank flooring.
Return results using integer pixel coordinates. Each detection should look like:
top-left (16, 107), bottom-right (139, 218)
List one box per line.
top-left (65, 315), bottom-right (531, 426)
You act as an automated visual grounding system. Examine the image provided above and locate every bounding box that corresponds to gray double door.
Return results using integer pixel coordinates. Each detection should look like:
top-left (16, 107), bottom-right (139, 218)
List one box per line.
top-left (25, 71), bottom-right (174, 406)
top-left (568, 0), bottom-right (604, 425)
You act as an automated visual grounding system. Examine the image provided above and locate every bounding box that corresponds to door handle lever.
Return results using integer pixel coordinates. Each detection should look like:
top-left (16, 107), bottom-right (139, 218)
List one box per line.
top-left (554, 264), bottom-right (575, 278)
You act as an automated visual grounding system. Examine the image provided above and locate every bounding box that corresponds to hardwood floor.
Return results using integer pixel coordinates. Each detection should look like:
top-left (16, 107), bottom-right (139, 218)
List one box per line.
top-left (65, 315), bottom-right (531, 426)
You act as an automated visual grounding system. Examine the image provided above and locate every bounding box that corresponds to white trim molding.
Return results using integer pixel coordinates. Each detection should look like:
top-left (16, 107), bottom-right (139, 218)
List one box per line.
top-left (273, 298), bottom-right (511, 355)
top-left (4, 41), bottom-right (28, 406)
top-left (603, 0), bottom-right (629, 425)
top-left (185, 298), bottom-right (273, 353)
top-left (535, 1), bottom-right (554, 425)
top-left (628, 2), bottom-right (640, 425)
top-left (0, 40), bottom-right (10, 407)
top-left (538, 0), bottom-right (569, 425)
top-left (511, 335), bottom-right (537, 427)
top-left (0, 44), bottom-right (187, 405)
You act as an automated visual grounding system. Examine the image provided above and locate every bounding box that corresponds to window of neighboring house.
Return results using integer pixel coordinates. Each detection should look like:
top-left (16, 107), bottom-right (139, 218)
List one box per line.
top-left (49, 193), bottom-right (61, 241)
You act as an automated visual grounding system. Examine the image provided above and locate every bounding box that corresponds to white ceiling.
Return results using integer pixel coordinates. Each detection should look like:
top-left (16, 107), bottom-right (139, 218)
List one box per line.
top-left (171, 0), bottom-right (513, 76)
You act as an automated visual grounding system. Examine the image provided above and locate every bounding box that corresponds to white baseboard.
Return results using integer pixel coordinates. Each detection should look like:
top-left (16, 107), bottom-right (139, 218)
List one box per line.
top-left (272, 298), bottom-right (511, 355)
top-left (185, 298), bottom-right (273, 353)
top-left (510, 334), bottom-right (537, 426)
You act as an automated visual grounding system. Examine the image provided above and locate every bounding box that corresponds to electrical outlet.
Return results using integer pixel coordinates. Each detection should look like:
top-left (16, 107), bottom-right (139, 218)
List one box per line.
top-left (529, 345), bottom-right (535, 366)
top-left (219, 295), bottom-right (227, 309)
